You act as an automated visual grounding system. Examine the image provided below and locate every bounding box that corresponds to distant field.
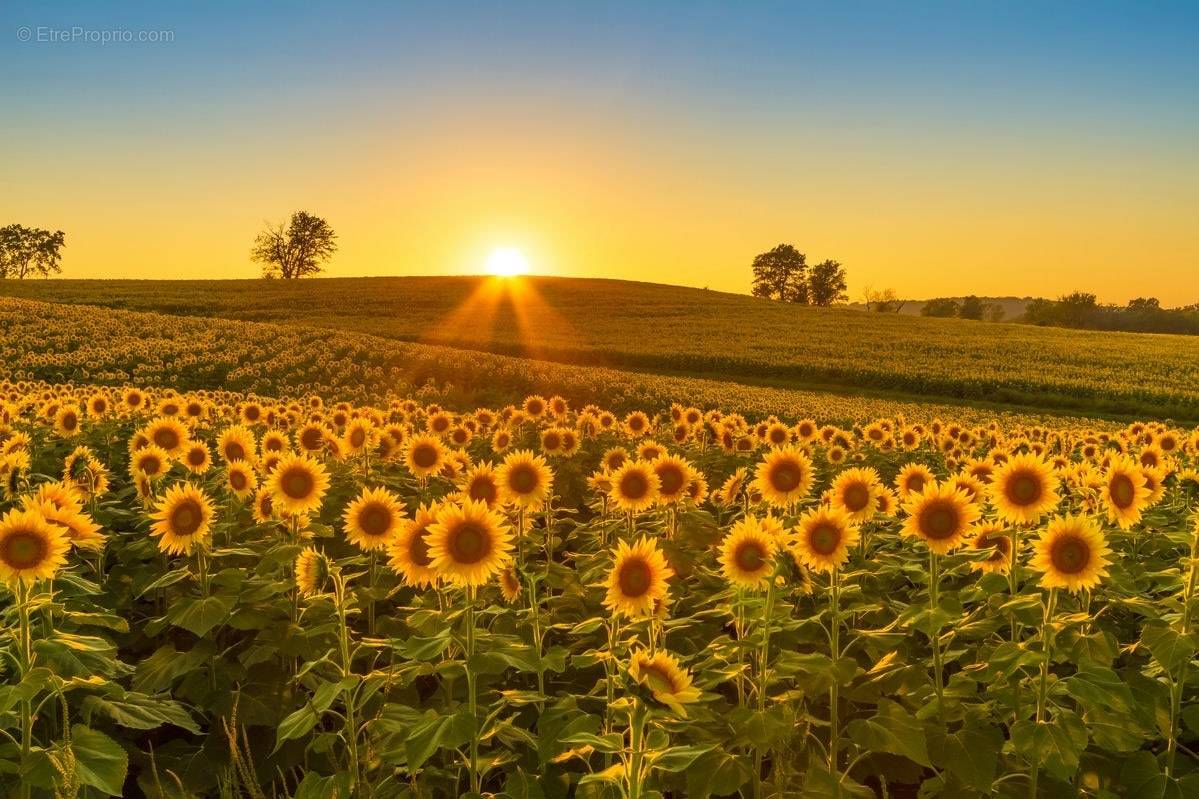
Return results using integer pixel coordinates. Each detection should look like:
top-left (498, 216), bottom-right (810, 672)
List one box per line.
top-left (4, 276), bottom-right (1199, 420)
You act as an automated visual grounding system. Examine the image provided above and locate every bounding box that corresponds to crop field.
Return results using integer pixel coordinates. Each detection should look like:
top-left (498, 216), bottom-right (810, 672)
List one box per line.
top-left (1, 293), bottom-right (1199, 798)
top-left (4, 277), bottom-right (1199, 422)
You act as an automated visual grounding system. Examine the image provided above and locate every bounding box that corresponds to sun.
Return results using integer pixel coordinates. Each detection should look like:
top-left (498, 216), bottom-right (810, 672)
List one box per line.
top-left (485, 247), bottom-right (530, 278)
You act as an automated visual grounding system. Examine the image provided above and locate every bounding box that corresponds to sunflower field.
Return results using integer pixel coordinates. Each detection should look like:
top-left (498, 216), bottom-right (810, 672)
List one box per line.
top-left (1, 377), bottom-right (1198, 799)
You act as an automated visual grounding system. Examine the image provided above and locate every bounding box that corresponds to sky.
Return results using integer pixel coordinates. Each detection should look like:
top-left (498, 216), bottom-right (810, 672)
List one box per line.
top-left (2, 1), bottom-right (1197, 304)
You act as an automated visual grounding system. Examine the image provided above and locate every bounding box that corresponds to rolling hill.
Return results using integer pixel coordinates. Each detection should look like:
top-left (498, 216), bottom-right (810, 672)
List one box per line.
top-left (3, 275), bottom-right (1198, 421)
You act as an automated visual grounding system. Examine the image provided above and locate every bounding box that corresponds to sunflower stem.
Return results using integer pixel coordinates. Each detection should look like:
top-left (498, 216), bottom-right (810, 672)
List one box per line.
top-left (465, 586), bottom-right (481, 796)
top-left (754, 566), bottom-right (779, 799)
top-left (1029, 588), bottom-right (1057, 799)
top-left (1009, 526), bottom-right (1023, 724)
top-left (16, 580), bottom-right (33, 799)
top-left (626, 698), bottom-right (648, 799)
top-left (1166, 528), bottom-right (1199, 778)
top-left (829, 567), bottom-right (842, 793)
top-left (333, 571), bottom-right (360, 791)
top-left (929, 550), bottom-right (945, 724)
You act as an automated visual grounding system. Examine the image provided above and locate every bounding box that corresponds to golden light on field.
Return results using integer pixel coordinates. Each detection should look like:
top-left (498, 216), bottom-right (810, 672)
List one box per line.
top-left (484, 248), bottom-right (530, 278)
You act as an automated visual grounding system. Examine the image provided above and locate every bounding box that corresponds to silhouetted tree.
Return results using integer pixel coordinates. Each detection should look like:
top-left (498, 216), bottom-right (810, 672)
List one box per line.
top-left (959, 295), bottom-right (985, 320)
top-left (750, 244), bottom-right (807, 303)
top-left (921, 298), bottom-right (960, 318)
top-left (807, 259), bottom-right (847, 306)
top-left (1127, 297), bottom-right (1160, 312)
top-left (0, 224), bottom-right (65, 279)
top-left (251, 211), bottom-right (337, 279)
top-left (864, 287), bottom-right (905, 313)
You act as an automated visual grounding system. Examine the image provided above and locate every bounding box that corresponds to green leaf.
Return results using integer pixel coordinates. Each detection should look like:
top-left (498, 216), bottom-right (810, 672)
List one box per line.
top-left (1010, 711), bottom-right (1088, 781)
top-left (1140, 620), bottom-right (1198, 675)
top-left (167, 594), bottom-right (237, 637)
top-left (929, 722), bottom-right (1002, 793)
top-left (273, 706), bottom-right (319, 753)
top-left (393, 629), bottom-right (451, 661)
top-left (405, 709), bottom-right (475, 771)
top-left (846, 699), bottom-right (930, 767)
top-left (81, 693), bottom-right (200, 735)
top-left (1063, 664), bottom-right (1135, 715)
top-left (559, 732), bottom-right (625, 754)
top-left (71, 724), bottom-right (128, 796)
top-left (685, 750), bottom-right (751, 799)
top-left (650, 744), bottom-right (713, 773)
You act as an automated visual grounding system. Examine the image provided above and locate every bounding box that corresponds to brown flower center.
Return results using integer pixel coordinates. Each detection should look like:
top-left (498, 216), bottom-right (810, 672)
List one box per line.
top-left (769, 460), bottom-right (802, 493)
top-left (919, 501), bottom-right (959, 540)
top-left (1049, 534), bottom-right (1090, 575)
top-left (808, 522), bottom-right (842, 555)
top-left (281, 467), bottom-right (315, 499)
top-left (448, 522), bottom-right (491, 564)
top-left (170, 500), bottom-right (203, 536)
top-left (842, 483), bottom-right (871, 512)
top-left (1109, 474), bottom-right (1134, 509)
top-left (618, 557), bottom-right (652, 597)
top-left (358, 503), bottom-right (392, 537)
top-left (620, 471), bottom-right (650, 500)
top-left (1, 530), bottom-right (47, 569)
top-left (1004, 470), bottom-right (1042, 507)
top-left (734, 540), bottom-right (767, 573)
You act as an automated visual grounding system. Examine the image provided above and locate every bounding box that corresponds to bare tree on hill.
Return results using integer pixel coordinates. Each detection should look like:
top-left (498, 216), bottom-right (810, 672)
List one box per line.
top-left (251, 211), bottom-right (337, 279)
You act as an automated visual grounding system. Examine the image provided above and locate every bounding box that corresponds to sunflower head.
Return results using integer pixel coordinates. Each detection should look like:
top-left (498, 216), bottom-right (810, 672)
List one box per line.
top-left (718, 516), bottom-right (779, 589)
top-left (1100, 455), bottom-right (1150, 529)
top-left (628, 650), bottom-right (701, 717)
top-left (149, 483), bottom-right (215, 556)
top-left (1030, 514), bottom-right (1111, 593)
top-left (969, 522), bottom-right (1012, 574)
top-left (608, 460), bottom-right (661, 513)
top-left (901, 481), bottom-right (980, 555)
top-left (497, 450), bottom-right (554, 509)
top-left (830, 467), bottom-right (882, 523)
top-left (426, 500), bottom-right (513, 588)
top-left (405, 435), bottom-right (447, 479)
top-left (604, 536), bottom-right (674, 618)
top-left (295, 547), bottom-right (330, 597)
top-left (267, 452), bottom-right (330, 517)
top-left (790, 505), bottom-right (859, 573)
top-left (0, 508), bottom-right (70, 585)
top-left (990, 453), bottom-right (1060, 524)
top-left (343, 486), bottom-right (407, 552)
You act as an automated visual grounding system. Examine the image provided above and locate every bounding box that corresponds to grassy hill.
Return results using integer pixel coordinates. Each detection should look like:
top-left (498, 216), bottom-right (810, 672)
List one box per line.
top-left (4, 275), bottom-right (1198, 421)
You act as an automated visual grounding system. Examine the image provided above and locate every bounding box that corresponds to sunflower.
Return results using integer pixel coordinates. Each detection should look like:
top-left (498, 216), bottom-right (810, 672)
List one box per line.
top-left (790, 505), bottom-right (859, 573)
top-left (251, 486), bottom-right (277, 524)
top-left (628, 650), bottom-right (701, 716)
top-left (895, 463), bottom-right (934, 499)
top-left (389, 503), bottom-right (441, 588)
top-left (267, 452), bottom-right (330, 517)
top-left (53, 404), bottom-right (82, 438)
top-left (718, 516), bottom-right (778, 589)
top-left (901, 482), bottom-right (980, 555)
top-left (602, 447), bottom-right (630, 472)
top-left (969, 522), bottom-right (1012, 574)
top-left (497, 450), bottom-right (554, 509)
top-left (1030, 514), bottom-right (1111, 593)
top-left (499, 568), bottom-right (522, 603)
top-left (752, 446), bottom-right (814, 508)
top-left (225, 460), bottom-right (259, 500)
top-left (295, 547), bottom-right (329, 597)
top-left (130, 445), bottom-right (170, 481)
top-left (522, 395), bottom-right (547, 419)
top-left (342, 418), bottom-right (375, 455)
top-left (425, 500), bottom-right (513, 587)
top-left (404, 435), bottom-right (447, 479)
top-left (217, 425), bottom-right (257, 465)
top-left (604, 536), bottom-right (674, 617)
top-left (145, 417), bottom-right (190, 457)
top-left (149, 483), bottom-right (215, 556)
top-left (0, 508), bottom-right (70, 585)
top-left (183, 442), bottom-right (212, 474)
top-left (1099, 455), bottom-right (1151, 529)
top-left (716, 467), bottom-right (748, 507)
top-left (296, 423), bottom-right (328, 454)
top-left (624, 411), bottom-right (651, 437)
top-left (829, 467), bottom-right (882, 523)
top-left (827, 445), bottom-right (848, 466)
top-left (990, 453), bottom-right (1060, 525)
top-left (27, 500), bottom-right (105, 551)
top-left (342, 486), bottom-right (407, 552)
top-left (460, 463), bottom-right (501, 508)
top-left (653, 455), bottom-right (694, 505)
top-left (608, 460), bottom-right (661, 513)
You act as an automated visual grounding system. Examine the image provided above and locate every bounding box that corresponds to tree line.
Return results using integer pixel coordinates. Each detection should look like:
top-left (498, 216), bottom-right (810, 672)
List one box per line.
top-left (1022, 292), bottom-right (1199, 335)
top-left (749, 244), bottom-right (848, 306)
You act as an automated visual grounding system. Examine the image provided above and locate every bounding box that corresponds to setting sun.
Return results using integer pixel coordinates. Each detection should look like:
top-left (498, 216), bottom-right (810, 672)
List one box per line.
top-left (484, 247), bottom-right (530, 278)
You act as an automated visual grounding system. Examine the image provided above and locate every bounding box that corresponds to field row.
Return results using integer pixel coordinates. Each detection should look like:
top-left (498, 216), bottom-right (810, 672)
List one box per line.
top-left (0, 379), bottom-right (1196, 796)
